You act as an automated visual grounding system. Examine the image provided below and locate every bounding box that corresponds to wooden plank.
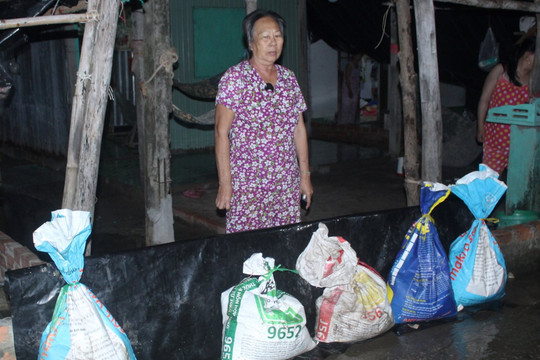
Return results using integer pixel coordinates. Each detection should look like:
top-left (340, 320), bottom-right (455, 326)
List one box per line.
top-left (413, 0), bottom-right (443, 183)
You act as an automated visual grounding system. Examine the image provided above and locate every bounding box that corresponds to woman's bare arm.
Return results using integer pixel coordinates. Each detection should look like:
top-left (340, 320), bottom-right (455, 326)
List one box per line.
top-left (477, 64), bottom-right (504, 143)
top-left (294, 113), bottom-right (314, 209)
top-left (215, 104), bottom-right (235, 210)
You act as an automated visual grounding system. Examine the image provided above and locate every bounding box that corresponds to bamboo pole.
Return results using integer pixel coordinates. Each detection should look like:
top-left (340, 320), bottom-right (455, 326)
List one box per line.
top-left (62, 0), bottom-right (120, 255)
top-left (62, 1), bottom-right (100, 210)
top-left (0, 13), bottom-right (97, 30)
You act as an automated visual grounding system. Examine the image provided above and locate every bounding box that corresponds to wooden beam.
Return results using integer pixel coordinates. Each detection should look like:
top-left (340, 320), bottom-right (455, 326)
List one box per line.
top-left (414, 0), bottom-right (443, 183)
top-left (435, 0), bottom-right (540, 12)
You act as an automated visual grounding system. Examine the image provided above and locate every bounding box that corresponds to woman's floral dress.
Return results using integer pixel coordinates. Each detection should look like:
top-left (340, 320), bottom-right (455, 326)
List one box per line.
top-left (216, 60), bottom-right (307, 233)
top-left (484, 73), bottom-right (529, 173)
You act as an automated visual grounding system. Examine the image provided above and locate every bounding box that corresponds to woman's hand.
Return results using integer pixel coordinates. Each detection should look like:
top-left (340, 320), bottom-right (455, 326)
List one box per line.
top-left (216, 182), bottom-right (232, 210)
top-left (477, 124), bottom-right (485, 143)
top-left (300, 172), bottom-right (314, 209)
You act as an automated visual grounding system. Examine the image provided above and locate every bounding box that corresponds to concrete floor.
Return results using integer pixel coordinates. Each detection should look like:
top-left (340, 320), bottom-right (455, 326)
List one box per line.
top-left (0, 137), bottom-right (413, 255)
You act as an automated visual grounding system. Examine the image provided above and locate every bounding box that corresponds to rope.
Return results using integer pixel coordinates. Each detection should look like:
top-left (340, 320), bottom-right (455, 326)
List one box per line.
top-left (404, 177), bottom-right (422, 185)
top-left (375, 3), bottom-right (391, 49)
top-left (143, 48), bottom-right (178, 86)
top-left (52, 0), bottom-right (61, 15)
top-left (77, 71), bottom-right (92, 81)
top-left (140, 47), bottom-right (178, 96)
top-left (86, 10), bottom-right (100, 22)
top-left (262, 265), bottom-right (298, 281)
top-left (172, 105), bottom-right (215, 126)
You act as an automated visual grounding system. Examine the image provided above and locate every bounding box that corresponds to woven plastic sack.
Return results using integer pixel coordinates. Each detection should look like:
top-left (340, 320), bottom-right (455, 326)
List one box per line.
top-left (33, 209), bottom-right (137, 360)
top-left (387, 182), bottom-right (458, 324)
top-left (296, 223), bottom-right (357, 288)
top-left (315, 260), bottom-right (394, 343)
top-left (449, 164), bottom-right (507, 307)
top-left (220, 253), bottom-right (316, 360)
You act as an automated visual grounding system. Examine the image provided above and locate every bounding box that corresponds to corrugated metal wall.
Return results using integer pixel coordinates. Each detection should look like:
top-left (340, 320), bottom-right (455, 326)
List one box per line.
top-left (169, 0), bottom-right (303, 151)
top-left (1, 27), bottom-right (78, 156)
top-left (108, 50), bottom-right (136, 129)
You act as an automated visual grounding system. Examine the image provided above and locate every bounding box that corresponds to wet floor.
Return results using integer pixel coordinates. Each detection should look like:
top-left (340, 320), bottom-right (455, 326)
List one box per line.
top-left (297, 271), bottom-right (540, 360)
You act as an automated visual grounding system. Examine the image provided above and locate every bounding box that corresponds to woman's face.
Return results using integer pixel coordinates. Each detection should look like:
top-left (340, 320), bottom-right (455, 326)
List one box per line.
top-left (522, 51), bottom-right (535, 71)
top-left (250, 16), bottom-right (284, 65)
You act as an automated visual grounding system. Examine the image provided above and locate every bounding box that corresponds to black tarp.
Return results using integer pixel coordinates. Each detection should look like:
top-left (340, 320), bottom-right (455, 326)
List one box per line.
top-left (6, 196), bottom-right (473, 360)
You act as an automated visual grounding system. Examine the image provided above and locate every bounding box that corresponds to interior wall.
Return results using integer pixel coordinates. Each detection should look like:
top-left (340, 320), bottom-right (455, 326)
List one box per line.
top-left (309, 40), bottom-right (338, 121)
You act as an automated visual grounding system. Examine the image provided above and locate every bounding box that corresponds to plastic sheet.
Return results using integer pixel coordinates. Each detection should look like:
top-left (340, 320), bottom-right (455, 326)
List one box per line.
top-left (6, 200), bottom-right (472, 360)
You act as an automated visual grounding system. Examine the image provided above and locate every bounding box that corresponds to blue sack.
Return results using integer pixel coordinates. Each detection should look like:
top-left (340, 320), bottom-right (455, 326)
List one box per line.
top-left (387, 182), bottom-right (457, 324)
top-left (33, 209), bottom-right (137, 360)
top-left (449, 164), bottom-right (507, 308)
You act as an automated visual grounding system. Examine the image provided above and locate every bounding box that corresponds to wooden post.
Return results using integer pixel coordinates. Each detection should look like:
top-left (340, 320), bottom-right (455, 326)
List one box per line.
top-left (131, 9), bottom-right (147, 188)
top-left (396, 0), bottom-right (420, 205)
top-left (413, 0), bottom-right (443, 183)
top-left (530, 1), bottom-right (540, 99)
top-left (297, 0), bottom-right (311, 136)
top-left (387, 7), bottom-right (402, 157)
top-left (141, 0), bottom-right (175, 245)
top-left (62, 0), bottom-right (120, 255)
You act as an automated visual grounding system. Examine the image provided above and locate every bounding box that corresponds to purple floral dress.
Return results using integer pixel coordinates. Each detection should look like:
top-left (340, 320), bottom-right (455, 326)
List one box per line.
top-left (216, 60), bottom-right (307, 233)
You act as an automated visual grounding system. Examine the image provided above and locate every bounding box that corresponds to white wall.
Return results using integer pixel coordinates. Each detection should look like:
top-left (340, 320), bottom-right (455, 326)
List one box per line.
top-left (309, 40), bottom-right (338, 120)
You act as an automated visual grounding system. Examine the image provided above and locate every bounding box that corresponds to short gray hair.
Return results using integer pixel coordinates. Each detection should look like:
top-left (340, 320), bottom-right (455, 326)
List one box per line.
top-left (242, 9), bottom-right (286, 55)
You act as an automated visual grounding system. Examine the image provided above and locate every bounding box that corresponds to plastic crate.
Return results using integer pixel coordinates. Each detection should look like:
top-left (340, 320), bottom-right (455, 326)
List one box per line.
top-left (487, 99), bottom-right (540, 126)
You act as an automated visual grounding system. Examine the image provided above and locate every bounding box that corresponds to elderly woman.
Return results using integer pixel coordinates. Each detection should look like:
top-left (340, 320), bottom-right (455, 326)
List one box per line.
top-left (214, 9), bottom-right (313, 233)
